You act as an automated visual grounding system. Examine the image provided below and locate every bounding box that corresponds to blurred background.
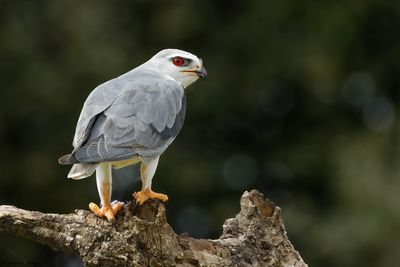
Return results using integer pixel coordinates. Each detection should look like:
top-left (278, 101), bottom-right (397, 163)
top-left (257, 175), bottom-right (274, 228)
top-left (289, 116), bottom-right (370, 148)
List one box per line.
top-left (1, 0), bottom-right (400, 266)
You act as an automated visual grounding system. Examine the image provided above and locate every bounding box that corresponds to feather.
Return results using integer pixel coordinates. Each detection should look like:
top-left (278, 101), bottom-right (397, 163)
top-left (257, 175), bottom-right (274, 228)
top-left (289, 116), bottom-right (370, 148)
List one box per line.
top-left (67, 163), bottom-right (98, 180)
top-left (69, 70), bottom-right (186, 163)
top-left (58, 154), bottom-right (79, 164)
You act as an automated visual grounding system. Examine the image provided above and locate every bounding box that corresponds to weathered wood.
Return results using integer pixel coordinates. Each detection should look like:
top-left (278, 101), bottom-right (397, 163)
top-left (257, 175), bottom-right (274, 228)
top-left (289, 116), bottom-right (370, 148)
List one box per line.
top-left (0, 190), bottom-right (307, 267)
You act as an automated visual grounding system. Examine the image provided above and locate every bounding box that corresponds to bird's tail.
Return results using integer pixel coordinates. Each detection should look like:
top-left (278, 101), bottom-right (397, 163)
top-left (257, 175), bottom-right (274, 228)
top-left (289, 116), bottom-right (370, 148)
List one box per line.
top-left (58, 153), bottom-right (79, 165)
top-left (67, 163), bottom-right (98, 180)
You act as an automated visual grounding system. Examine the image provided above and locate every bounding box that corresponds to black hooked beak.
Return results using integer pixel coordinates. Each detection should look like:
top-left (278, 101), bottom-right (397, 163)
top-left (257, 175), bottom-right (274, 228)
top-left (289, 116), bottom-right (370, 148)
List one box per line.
top-left (195, 66), bottom-right (207, 78)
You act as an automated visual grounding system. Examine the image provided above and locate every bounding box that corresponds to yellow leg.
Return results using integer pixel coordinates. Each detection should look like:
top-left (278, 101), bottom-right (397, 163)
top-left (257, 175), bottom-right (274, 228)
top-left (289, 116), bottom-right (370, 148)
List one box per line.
top-left (134, 188), bottom-right (169, 205)
top-left (89, 201), bottom-right (124, 222)
top-left (89, 163), bottom-right (124, 222)
top-left (133, 157), bottom-right (168, 205)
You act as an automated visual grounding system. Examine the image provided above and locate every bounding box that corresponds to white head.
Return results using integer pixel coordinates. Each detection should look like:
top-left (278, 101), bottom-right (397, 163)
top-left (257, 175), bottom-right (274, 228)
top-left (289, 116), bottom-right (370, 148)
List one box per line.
top-left (141, 49), bottom-right (207, 88)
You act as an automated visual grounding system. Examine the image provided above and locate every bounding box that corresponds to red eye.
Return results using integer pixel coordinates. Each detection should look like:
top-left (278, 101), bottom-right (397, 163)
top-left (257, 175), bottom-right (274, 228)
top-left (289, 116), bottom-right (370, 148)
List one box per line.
top-left (172, 57), bottom-right (185, 66)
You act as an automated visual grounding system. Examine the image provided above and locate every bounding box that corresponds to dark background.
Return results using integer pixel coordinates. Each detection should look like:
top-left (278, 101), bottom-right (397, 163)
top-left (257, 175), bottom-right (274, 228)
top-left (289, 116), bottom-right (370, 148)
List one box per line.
top-left (1, 1), bottom-right (400, 266)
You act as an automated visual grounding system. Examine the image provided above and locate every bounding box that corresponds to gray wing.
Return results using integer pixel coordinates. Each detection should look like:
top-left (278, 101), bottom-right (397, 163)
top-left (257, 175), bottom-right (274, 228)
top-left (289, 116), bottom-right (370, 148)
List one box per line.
top-left (72, 76), bottom-right (127, 149)
top-left (72, 70), bottom-right (186, 163)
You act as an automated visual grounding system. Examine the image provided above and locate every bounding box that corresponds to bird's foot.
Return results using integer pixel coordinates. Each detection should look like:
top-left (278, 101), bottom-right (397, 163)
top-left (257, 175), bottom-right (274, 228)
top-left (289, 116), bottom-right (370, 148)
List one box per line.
top-left (88, 200), bottom-right (124, 222)
top-left (133, 188), bottom-right (169, 205)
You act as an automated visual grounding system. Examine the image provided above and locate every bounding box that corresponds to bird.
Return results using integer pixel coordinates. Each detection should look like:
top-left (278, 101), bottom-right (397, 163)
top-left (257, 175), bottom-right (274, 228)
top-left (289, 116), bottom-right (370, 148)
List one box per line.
top-left (59, 49), bottom-right (207, 222)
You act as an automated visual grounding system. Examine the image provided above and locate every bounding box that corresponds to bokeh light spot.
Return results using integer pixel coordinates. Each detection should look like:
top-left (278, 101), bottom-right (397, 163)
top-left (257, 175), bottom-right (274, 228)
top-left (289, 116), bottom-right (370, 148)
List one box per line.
top-left (362, 97), bottom-right (395, 133)
top-left (341, 72), bottom-right (376, 107)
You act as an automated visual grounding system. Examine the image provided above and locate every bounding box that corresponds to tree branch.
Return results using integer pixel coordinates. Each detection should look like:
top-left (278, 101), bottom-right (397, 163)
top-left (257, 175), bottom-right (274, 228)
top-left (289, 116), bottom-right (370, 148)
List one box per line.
top-left (0, 190), bottom-right (307, 267)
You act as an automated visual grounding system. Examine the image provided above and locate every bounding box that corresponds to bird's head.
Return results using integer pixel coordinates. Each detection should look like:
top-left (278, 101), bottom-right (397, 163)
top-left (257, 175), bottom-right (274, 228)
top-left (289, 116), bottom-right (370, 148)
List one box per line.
top-left (142, 49), bottom-right (207, 88)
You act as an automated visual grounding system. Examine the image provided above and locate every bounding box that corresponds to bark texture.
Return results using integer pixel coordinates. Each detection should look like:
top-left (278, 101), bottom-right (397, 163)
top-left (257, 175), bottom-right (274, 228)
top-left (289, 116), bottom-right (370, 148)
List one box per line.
top-left (0, 190), bottom-right (307, 267)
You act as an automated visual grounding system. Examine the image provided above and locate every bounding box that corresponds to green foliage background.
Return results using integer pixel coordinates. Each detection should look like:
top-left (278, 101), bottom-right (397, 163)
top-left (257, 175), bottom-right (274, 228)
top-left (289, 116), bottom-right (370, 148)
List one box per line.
top-left (1, 1), bottom-right (400, 266)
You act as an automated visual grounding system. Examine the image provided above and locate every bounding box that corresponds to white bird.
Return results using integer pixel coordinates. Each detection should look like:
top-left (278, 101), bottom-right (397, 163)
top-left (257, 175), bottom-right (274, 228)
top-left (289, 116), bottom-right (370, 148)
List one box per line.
top-left (59, 49), bottom-right (207, 222)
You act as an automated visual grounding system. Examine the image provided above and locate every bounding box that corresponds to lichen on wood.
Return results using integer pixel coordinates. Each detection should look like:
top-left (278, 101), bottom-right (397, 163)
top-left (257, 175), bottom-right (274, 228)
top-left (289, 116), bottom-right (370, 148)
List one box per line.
top-left (0, 190), bottom-right (307, 267)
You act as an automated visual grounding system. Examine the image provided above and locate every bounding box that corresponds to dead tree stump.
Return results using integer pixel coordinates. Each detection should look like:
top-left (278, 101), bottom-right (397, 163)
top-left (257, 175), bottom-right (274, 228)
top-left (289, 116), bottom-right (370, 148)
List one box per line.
top-left (0, 190), bottom-right (307, 267)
